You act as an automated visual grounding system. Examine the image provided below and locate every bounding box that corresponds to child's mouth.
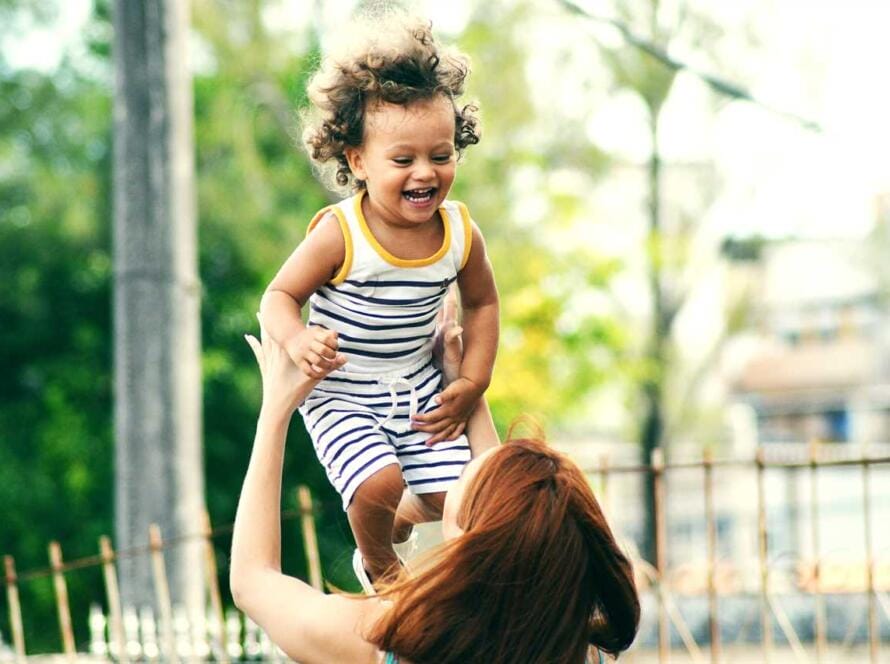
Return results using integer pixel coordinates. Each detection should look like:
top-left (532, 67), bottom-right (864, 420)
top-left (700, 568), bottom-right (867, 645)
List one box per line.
top-left (402, 187), bottom-right (436, 205)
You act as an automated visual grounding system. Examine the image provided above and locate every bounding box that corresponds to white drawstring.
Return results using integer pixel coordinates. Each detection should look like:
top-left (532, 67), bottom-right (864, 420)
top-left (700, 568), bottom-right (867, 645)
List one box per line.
top-left (373, 375), bottom-right (419, 432)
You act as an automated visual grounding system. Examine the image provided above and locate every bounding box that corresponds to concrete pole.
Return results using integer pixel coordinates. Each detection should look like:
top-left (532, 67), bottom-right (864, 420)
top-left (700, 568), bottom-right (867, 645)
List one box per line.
top-left (112, 0), bottom-right (203, 613)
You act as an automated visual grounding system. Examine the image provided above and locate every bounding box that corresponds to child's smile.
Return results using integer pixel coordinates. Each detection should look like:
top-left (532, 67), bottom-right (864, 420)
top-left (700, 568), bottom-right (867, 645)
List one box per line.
top-left (403, 186), bottom-right (437, 207)
top-left (346, 95), bottom-right (457, 231)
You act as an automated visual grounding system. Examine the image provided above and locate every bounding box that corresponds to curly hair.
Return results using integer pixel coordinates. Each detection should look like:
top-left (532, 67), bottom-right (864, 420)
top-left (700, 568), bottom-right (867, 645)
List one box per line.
top-left (301, 16), bottom-right (481, 192)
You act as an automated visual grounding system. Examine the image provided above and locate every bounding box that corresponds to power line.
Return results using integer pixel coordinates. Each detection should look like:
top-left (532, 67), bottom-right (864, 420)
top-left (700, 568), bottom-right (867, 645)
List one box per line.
top-left (556, 0), bottom-right (823, 133)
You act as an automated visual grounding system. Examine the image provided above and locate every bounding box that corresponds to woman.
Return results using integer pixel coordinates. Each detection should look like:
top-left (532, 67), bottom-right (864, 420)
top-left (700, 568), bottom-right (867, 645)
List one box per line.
top-left (231, 315), bottom-right (640, 663)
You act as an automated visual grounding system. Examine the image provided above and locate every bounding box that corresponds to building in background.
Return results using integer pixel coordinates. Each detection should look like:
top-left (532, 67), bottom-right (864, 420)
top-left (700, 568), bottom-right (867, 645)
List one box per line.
top-left (731, 234), bottom-right (890, 445)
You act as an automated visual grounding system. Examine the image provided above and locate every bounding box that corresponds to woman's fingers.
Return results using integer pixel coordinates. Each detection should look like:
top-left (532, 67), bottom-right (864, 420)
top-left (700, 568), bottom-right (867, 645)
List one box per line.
top-left (311, 327), bottom-right (339, 350)
top-left (442, 285), bottom-right (458, 323)
top-left (255, 312), bottom-right (267, 344)
top-left (300, 359), bottom-right (326, 379)
top-left (444, 325), bottom-right (463, 344)
top-left (310, 339), bottom-right (338, 362)
top-left (244, 334), bottom-right (263, 366)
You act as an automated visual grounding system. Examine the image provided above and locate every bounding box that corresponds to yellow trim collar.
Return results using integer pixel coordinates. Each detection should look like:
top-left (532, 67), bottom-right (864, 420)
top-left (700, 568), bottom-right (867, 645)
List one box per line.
top-left (353, 190), bottom-right (450, 268)
top-left (306, 205), bottom-right (353, 285)
top-left (456, 201), bottom-right (473, 270)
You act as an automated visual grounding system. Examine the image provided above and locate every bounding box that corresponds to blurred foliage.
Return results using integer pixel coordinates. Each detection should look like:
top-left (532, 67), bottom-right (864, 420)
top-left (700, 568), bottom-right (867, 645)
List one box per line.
top-left (0, 0), bottom-right (627, 651)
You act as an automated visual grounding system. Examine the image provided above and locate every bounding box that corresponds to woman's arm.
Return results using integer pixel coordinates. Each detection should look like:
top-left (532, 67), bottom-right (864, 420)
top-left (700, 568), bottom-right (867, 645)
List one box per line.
top-left (464, 393), bottom-right (500, 457)
top-left (434, 285), bottom-right (500, 457)
top-left (231, 322), bottom-right (379, 664)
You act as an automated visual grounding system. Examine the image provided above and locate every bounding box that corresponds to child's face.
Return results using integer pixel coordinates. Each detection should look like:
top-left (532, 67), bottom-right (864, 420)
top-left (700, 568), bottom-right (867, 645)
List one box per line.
top-left (345, 95), bottom-right (457, 227)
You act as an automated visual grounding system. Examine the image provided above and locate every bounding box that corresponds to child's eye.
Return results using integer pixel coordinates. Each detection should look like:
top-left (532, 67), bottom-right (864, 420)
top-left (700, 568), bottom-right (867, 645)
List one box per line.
top-left (433, 154), bottom-right (453, 163)
top-left (392, 157), bottom-right (412, 165)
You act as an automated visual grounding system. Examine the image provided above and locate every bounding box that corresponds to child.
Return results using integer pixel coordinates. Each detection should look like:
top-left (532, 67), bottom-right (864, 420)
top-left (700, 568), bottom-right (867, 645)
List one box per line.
top-left (259, 17), bottom-right (499, 592)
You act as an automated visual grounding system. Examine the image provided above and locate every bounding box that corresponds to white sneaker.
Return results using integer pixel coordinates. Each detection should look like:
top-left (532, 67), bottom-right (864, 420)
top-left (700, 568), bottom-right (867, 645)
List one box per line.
top-left (352, 548), bottom-right (376, 595)
top-left (393, 528), bottom-right (419, 567)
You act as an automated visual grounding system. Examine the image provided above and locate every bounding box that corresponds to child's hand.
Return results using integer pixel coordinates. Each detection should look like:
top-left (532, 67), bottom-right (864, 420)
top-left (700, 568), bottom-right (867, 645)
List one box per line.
top-left (286, 326), bottom-right (345, 379)
top-left (245, 314), bottom-right (328, 416)
top-left (412, 377), bottom-right (484, 446)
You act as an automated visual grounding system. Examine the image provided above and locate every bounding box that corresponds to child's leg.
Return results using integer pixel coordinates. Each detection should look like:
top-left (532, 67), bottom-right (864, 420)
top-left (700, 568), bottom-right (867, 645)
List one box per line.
top-left (392, 490), bottom-right (446, 543)
top-left (346, 463), bottom-right (405, 584)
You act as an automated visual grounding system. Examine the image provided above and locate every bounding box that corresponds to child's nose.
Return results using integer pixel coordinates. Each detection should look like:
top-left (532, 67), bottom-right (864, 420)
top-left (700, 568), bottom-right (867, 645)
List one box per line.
top-left (413, 160), bottom-right (436, 181)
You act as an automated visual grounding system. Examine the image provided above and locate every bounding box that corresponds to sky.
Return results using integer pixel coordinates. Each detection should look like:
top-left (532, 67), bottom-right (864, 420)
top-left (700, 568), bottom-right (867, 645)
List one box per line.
top-left (4, 0), bottom-right (889, 241)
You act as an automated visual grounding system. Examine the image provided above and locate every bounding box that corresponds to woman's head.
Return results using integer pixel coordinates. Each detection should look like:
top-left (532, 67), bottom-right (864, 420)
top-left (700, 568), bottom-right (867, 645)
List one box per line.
top-left (372, 438), bottom-right (640, 663)
top-left (302, 16), bottom-right (480, 193)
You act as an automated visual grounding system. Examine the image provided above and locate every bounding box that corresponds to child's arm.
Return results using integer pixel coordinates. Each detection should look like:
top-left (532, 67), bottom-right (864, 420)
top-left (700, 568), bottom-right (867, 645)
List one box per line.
top-left (260, 214), bottom-right (347, 379)
top-left (413, 222), bottom-right (499, 444)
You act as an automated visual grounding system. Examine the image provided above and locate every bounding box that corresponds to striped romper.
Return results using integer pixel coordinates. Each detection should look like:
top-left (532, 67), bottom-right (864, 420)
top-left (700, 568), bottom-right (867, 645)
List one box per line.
top-left (298, 191), bottom-right (474, 510)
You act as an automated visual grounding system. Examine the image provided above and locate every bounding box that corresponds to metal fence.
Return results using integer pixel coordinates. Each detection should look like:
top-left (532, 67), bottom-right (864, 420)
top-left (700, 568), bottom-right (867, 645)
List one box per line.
top-left (586, 443), bottom-right (890, 663)
top-left (2, 447), bottom-right (889, 663)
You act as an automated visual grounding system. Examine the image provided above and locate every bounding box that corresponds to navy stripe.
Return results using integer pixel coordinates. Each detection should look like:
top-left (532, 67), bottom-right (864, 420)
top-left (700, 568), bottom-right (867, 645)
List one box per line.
top-left (343, 276), bottom-right (457, 288)
top-left (308, 407), bottom-right (378, 430)
top-left (323, 429), bottom-right (377, 466)
top-left (341, 344), bottom-right (426, 359)
top-left (326, 427), bottom-right (389, 468)
top-left (315, 403), bottom-right (439, 437)
top-left (308, 412), bottom-right (373, 437)
top-left (313, 374), bottom-right (445, 433)
top-left (312, 369), bottom-right (441, 402)
top-left (316, 289), bottom-right (438, 320)
top-left (402, 459), bottom-right (468, 472)
top-left (396, 443), bottom-right (468, 456)
top-left (319, 374), bottom-right (379, 386)
top-left (319, 358), bottom-right (435, 386)
top-left (329, 284), bottom-right (447, 307)
top-left (390, 422), bottom-right (441, 437)
top-left (310, 374), bottom-right (445, 437)
top-left (304, 396), bottom-right (341, 418)
top-left (336, 331), bottom-right (430, 345)
top-left (332, 437), bottom-right (391, 478)
top-left (341, 451), bottom-right (398, 495)
top-left (312, 304), bottom-right (438, 331)
top-left (407, 475), bottom-right (461, 487)
top-left (314, 422), bottom-right (370, 453)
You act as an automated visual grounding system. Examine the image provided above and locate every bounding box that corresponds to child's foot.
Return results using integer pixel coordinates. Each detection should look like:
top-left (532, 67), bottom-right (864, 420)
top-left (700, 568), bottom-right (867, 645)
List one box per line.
top-left (392, 528), bottom-right (418, 567)
top-left (352, 548), bottom-right (377, 595)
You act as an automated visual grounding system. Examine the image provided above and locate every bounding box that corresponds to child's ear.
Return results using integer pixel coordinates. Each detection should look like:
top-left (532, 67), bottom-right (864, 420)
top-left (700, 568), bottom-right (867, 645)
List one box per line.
top-left (344, 147), bottom-right (367, 181)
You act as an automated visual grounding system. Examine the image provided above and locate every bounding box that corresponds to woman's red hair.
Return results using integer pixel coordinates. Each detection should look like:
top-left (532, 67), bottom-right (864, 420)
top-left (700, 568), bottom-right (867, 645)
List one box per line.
top-left (368, 438), bottom-right (640, 663)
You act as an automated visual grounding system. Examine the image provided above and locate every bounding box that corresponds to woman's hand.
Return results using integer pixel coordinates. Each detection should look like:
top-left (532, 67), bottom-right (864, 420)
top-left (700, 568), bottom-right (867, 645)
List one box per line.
top-left (245, 313), bottom-right (345, 417)
top-left (433, 285), bottom-right (463, 385)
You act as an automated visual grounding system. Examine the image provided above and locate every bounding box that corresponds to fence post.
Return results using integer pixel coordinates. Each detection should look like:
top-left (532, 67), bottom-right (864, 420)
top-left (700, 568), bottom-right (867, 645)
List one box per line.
top-left (99, 536), bottom-right (129, 664)
top-left (149, 524), bottom-right (179, 664)
top-left (862, 454), bottom-right (878, 664)
top-left (652, 448), bottom-right (669, 663)
top-left (298, 486), bottom-right (323, 590)
top-left (3, 556), bottom-right (26, 664)
top-left (808, 441), bottom-right (826, 663)
top-left (755, 447), bottom-right (772, 663)
top-left (201, 510), bottom-right (229, 662)
top-left (703, 449), bottom-right (720, 664)
top-left (48, 541), bottom-right (76, 660)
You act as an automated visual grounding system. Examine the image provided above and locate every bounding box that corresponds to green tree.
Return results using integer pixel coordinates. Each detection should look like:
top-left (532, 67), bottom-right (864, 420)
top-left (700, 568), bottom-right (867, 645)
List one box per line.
top-left (570, 0), bottom-right (754, 563)
top-left (0, 0), bottom-right (632, 651)
top-left (456, 0), bottom-right (627, 430)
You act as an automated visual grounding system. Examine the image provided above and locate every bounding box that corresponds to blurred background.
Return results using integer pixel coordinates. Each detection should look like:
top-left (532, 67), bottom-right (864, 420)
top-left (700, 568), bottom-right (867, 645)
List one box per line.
top-left (1, 0), bottom-right (889, 660)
